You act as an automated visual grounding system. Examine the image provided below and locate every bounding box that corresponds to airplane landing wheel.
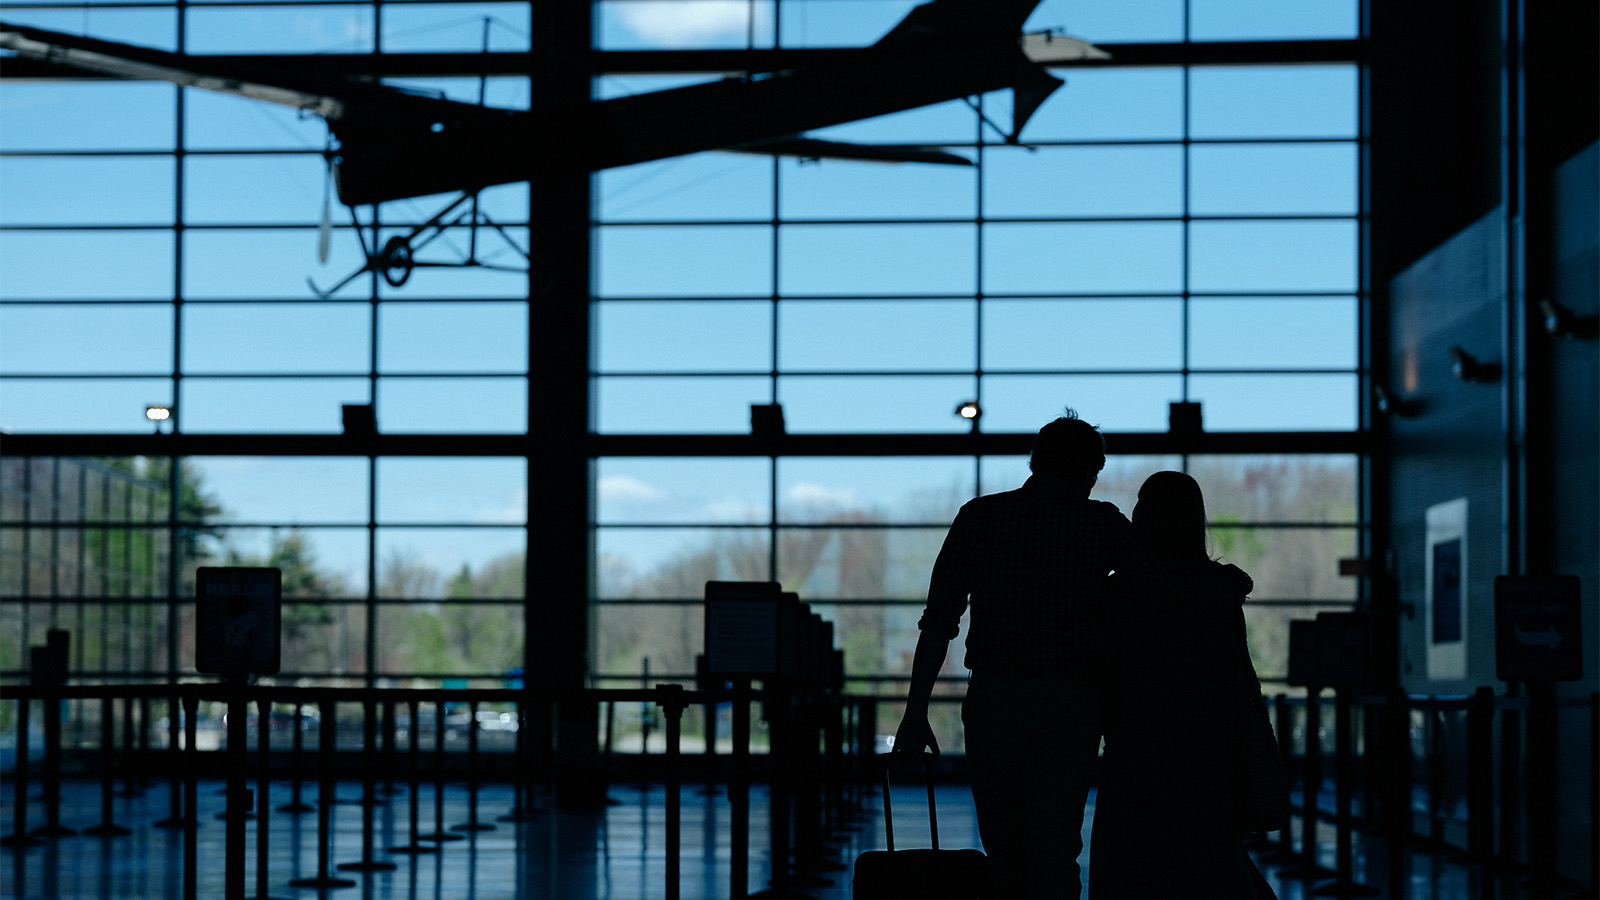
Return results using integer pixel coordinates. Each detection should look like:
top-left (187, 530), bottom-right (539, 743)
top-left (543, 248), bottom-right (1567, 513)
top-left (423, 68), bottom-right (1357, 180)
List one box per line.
top-left (380, 235), bottom-right (413, 287)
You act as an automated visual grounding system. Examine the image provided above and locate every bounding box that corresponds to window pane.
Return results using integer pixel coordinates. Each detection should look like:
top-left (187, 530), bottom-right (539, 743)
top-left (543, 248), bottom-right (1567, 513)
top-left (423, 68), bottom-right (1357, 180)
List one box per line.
top-left (778, 457), bottom-right (974, 524)
top-left (184, 457), bottom-right (369, 525)
top-left (376, 457), bottom-right (527, 525)
top-left (776, 0), bottom-right (913, 48)
top-left (184, 6), bottom-right (376, 53)
top-left (186, 526), bottom-right (369, 598)
top-left (379, 301), bottom-right (528, 374)
top-left (597, 300), bottom-right (771, 373)
top-left (0, 83), bottom-right (175, 152)
top-left (375, 602), bottom-right (524, 677)
top-left (1189, 455), bottom-right (1358, 524)
top-left (379, 3), bottom-right (532, 52)
top-left (184, 229), bottom-right (368, 300)
top-left (1011, 69), bottom-right (1183, 142)
top-left (596, 375), bottom-right (771, 434)
top-left (0, 8), bottom-right (175, 48)
top-left (1, 305), bottom-right (173, 375)
top-left (593, 603), bottom-right (706, 681)
top-left (779, 299), bottom-right (974, 372)
top-left (595, 527), bottom-right (771, 599)
top-left (1190, 144), bottom-right (1358, 216)
top-left (182, 303), bottom-right (370, 374)
top-left (778, 375), bottom-right (975, 433)
top-left (184, 155), bottom-right (325, 224)
top-left (811, 98), bottom-right (978, 145)
top-left (597, 226), bottom-right (774, 297)
top-left (778, 526), bottom-right (947, 599)
top-left (780, 158), bottom-right (976, 220)
top-left (597, 0), bottom-right (775, 50)
top-left (376, 527), bottom-right (525, 598)
top-left (1190, 0), bottom-right (1358, 41)
top-left (780, 224), bottom-right (975, 296)
top-left (984, 146), bottom-right (1182, 218)
top-left (599, 153), bottom-right (775, 222)
top-left (1189, 298), bottom-right (1358, 369)
top-left (182, 88), bottom-right (326, 150)
top-left (1189, 221), bottom-right (1358, 293)
top-left (0, 157), bottom-right (174, 226)
top-left (983, 223), bottom-right (1183, 295)
top-left (596, 458), bottom-right (771, 525)
top-left (0, 378), bottom-right (174, 433)
top-left (983, 299), bottom-right (1182, 371)
top-left (275, 601), bottom-right (367, 676)
top-left (179, 377), bottom-right (368, 433)
top-left (1190, 66), bottom-right (1359, 139)
top-left (376, 377), bottom-right (528, 433)
top-left (1206, 527), bottom-right (1358, 601)
top-left (1188, 374), bottom-right (1357, 431)
top-left (981, 374), bottom-right (1182, 432)
top-left (1024, 0), bottom-right (1182, 42)
top-left (1, 231), bottom-right (174, 300)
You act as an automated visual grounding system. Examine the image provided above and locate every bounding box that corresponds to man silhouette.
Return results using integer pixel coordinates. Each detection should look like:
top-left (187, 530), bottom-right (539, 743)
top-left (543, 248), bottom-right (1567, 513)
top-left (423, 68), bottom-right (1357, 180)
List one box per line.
top-left (893, 410), bottom-right (1252, 899)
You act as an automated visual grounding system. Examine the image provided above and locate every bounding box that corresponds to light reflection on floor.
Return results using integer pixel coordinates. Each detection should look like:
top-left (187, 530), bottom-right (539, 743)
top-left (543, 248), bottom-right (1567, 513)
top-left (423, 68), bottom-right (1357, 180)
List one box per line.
top-left (0, 778), bottom-right (1558, 899)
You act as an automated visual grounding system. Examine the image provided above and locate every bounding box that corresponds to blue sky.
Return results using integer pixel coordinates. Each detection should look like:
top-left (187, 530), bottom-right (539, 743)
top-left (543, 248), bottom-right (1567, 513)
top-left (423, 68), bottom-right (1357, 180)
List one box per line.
top-left (0, 0), bottom-right (1361, 585)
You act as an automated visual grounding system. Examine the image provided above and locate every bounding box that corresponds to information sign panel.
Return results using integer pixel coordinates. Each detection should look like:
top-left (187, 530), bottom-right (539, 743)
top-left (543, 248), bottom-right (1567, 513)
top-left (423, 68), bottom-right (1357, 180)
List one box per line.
top-left (1494, 575), bottom-right (1583, 682)
top-left (195, 566), bottom-right (282, 676)
top-left (704, 581), bottom-right (781, 676)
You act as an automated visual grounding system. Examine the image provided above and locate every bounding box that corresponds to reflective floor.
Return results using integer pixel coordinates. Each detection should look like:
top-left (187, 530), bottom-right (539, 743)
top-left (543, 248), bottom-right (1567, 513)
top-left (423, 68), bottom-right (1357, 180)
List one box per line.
top-left (0, 777), bottom-right (1576, 899)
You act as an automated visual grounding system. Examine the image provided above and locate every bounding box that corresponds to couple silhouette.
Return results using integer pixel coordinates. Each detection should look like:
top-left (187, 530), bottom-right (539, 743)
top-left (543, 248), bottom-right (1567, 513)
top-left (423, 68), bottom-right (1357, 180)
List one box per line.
top-left (895, 410), bottom-right (1280, 899)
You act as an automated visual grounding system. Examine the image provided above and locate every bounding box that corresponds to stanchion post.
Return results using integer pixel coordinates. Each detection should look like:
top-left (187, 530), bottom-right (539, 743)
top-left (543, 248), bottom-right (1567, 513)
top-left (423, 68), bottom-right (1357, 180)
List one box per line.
top-left (183, 692), bottom-right (200, 900)
top-left (730, 677), bottom-right (751, 900)
top-left (658, 684), bottom-right (687, 900)
top-left (1, 694), bottom-right (43, 847)
top-left (155, 692), bottom-right (187, 828)
top-left (452, 699), bottom-right (494, 833)
top-left (84, 694), bottom-right (132, 837)
top-left (337, 696), bottom-right (395, 873)
top-left (1309, 688), bottom-right (1378, 897)
top-left (30, 642), bottom-right (76, 838)
top-left (419, 697), bottom-right (463, 843)
top-left (254, 694), bottom-right (292, 900)
top-left (276, 702), bottom-right (313, 814)
top-left (1281, 687), bottom-right (1335, 881)
top-left (286, 698), bottom-right (356, 890)
top-left (389, 698), bottom-right (436, 855)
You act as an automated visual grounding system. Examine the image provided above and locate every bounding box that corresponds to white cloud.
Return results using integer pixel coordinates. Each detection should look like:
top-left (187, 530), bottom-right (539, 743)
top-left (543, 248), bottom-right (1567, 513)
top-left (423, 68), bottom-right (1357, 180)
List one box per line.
top-left (616, 1), bottom-right (751, 47)
top-left (701, 499), bottom-right (767, 522)
top-left (598, 474), bottom-right (668, 503)
top-left (784, 482), bottom-right (857, 508)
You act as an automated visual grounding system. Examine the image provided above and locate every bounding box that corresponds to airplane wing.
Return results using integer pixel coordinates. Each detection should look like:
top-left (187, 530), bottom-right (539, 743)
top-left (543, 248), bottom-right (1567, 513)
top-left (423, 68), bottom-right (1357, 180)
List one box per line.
top-left (727, 137), bottom-right (973, 166)
top-left (0, 21), bottom-right (348, 118)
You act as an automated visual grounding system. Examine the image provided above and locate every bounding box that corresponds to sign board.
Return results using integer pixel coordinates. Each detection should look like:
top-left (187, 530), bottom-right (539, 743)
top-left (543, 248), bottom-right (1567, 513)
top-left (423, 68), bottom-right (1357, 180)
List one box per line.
top-left (704, 581), bottom-right (781, 676)
top-left (1286, 619), bottom-right (1319, 687)
top-left (1494, 575), bottom-right (1583, 682)
top-left (1425, 498), bottom-right (1468, 680)
top-left (195, 567), bottom-right (282, 676)
top-left (1315, 611), bottom-right (1367, 687)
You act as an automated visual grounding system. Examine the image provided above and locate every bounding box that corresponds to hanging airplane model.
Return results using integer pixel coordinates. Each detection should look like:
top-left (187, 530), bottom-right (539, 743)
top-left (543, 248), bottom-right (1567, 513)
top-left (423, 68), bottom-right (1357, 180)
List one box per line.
top-left (0, 0), bottom-right (1108, 295)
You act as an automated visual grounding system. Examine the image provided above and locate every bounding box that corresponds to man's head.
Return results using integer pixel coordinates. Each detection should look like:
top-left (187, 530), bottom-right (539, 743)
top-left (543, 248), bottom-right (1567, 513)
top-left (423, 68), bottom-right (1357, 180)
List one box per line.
top-left (1028, 409), bottom-right (1106, 487)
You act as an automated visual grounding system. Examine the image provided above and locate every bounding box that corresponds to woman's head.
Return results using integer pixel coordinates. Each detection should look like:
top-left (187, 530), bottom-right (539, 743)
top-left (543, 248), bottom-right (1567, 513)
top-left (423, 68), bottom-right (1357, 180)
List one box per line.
top-left (1132, 470), bottom-right (1209, 564)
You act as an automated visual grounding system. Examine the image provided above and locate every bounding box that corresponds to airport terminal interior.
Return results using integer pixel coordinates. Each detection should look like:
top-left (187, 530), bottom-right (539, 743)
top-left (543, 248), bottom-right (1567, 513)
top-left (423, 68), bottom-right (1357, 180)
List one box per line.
top-left (0, 0), bottom-right (1596, 897)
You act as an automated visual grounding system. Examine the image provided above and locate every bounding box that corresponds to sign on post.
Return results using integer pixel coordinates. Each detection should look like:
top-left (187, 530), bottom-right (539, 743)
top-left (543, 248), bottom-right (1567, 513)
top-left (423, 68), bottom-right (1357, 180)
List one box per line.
top-left (704, 581), bottom-right (782, 676)
top-left (195, 567), bottom-right (282, 676)
top-left (1494, 575), bottom-right (1583, 682)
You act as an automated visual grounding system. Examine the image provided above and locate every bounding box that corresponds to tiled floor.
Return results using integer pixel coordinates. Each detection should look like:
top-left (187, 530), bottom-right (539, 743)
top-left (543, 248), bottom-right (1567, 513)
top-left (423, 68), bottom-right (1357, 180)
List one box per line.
top-left (0, 776), bottom-right (1577, 899)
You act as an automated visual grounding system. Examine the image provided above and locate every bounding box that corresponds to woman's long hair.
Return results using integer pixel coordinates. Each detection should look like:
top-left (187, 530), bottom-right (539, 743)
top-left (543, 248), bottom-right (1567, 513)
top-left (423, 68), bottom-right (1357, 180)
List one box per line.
top-left (1131, 470), bottom-right (1210, 565)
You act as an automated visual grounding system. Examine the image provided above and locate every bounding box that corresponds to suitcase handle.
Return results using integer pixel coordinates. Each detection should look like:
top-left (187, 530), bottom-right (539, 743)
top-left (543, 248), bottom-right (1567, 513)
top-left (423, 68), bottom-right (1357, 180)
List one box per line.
top-left (878, 751), bottom-right (939, 853)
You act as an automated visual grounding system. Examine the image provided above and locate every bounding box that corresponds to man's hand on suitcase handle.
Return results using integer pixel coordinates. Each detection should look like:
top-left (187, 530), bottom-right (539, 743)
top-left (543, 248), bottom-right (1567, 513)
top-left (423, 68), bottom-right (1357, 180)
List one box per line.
top-left (891, 708), bottom-right (941, 760)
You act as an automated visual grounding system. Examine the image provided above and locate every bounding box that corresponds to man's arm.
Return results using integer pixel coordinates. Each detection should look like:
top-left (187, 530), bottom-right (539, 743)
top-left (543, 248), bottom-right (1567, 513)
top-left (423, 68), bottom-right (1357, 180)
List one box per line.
top-left (893, 628), bottom-right (951, 755)
top-left (892, 505), bottom-right (971, 755)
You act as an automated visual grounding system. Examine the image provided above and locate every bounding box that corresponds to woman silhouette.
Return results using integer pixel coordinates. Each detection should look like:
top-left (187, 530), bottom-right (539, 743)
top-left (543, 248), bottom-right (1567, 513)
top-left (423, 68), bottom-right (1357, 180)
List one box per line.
top-left (1088, 471), bottom-right (1278, 899)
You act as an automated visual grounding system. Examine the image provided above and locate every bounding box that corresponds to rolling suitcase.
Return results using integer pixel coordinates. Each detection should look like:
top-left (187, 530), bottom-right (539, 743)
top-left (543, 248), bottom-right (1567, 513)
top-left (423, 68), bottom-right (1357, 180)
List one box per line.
top-left (851, 753), bottom-right (988, 900)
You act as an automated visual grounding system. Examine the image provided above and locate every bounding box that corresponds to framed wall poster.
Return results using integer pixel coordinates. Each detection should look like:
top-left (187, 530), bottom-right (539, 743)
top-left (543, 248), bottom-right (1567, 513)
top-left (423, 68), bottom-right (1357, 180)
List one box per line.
top-left (1425, 498), bottom-right (1468, 680)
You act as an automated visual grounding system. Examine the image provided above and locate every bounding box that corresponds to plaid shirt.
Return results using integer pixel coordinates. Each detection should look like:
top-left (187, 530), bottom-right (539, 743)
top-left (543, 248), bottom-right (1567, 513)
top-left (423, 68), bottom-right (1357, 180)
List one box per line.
top-left (919, 473), bottom-right (1199, 676)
